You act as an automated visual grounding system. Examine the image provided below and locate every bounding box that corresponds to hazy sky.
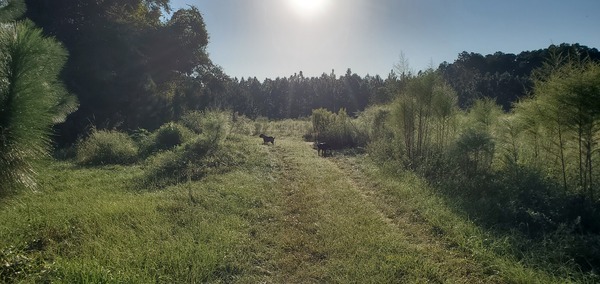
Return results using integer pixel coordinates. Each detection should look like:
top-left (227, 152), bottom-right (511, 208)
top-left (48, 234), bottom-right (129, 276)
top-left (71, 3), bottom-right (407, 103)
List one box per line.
top-left (169, 0), bottom-right (600, 80)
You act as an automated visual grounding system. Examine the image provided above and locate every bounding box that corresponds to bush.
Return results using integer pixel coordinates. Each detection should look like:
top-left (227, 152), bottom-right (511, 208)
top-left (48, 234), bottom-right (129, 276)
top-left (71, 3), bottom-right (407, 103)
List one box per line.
top-left (308, 108), bottom-right (361, 149)
top-left (452, 128), bottom-right (495, 178)
top-left (230, 112), bottom-right (254, 136)
top-left (76, 130), bottom-right (138, 165)
top-left (130, 128), bottom-right (151, 143)
top-left (181, 110), bottom-right (231, 140)
top-left (140, 134), bottom-right (267, 188)
top-left (138, 122), bottom-right (193, 157)
top-left (197, 111), bottom-right (231, 144)
top-left (252, 116), bottom-right (270, 136)
top-left (180, 111), bottom-right (205, 134)
top-left (141, 134), bottom-right (222, 187)
top-left (154, 122), bottom-right (193, 150)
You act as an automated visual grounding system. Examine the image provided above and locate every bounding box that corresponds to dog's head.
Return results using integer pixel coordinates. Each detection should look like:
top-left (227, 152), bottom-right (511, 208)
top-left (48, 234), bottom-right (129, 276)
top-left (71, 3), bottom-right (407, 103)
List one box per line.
top-left (259, 134), bottom-right (265, 138)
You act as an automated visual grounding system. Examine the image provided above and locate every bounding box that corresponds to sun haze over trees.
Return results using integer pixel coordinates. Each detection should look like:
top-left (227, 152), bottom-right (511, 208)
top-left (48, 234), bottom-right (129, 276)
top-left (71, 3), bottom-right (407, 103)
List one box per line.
top-left (21, 0), bottom-right (600, 147)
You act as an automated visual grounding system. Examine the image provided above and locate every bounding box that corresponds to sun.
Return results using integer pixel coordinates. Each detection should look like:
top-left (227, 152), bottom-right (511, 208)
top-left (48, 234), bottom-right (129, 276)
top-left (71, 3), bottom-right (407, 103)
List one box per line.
top-left (287, 0), bottom-right (331, 19)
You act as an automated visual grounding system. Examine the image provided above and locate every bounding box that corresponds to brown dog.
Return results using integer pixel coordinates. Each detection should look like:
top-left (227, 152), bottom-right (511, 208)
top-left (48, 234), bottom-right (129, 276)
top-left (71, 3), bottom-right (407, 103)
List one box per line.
top-left (259, 134), bottom-right (275, 145)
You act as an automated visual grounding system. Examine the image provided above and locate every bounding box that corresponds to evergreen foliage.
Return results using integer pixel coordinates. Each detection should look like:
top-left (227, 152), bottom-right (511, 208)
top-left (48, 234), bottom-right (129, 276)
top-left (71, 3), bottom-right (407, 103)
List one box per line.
top-left (0, 0), bottom-right (25, 22)
top-left (439, 43), bottom-right (600, 109)
top-left (0, 20), bottom-right (75, 191)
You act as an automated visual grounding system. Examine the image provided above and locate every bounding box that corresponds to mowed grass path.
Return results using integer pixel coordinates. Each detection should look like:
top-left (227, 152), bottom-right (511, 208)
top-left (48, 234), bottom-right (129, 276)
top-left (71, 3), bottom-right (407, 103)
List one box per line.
top-left (0, 136), bottom-right (558, 282)
top-left (252, 138), bottom-right (498, 283)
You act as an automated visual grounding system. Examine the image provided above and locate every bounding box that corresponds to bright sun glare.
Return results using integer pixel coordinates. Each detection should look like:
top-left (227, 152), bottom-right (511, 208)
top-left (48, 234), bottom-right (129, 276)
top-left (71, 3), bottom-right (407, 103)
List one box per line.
top-left (288, 0), bottom-right (331, 18)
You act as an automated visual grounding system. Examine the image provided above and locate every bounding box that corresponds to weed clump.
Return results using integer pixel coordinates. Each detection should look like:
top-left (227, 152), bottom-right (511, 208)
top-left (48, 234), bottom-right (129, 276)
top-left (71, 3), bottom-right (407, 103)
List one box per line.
top-left (307, 108), bottom-right (366, 149)
top-left (181, 110), bottom-right (231, 140)
top-left (140, 111), bottom-right (265, 188)
top-left (76, 130), bottom-right (138, 165)
top-left (136, 122), bottom-right (194, 158)
top-left (140, 135), bottom-right (266, 188)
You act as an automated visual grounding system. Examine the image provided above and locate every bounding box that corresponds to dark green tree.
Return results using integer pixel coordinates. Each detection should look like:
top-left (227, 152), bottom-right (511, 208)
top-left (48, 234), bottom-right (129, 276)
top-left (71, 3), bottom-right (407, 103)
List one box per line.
top-left (25, 0), bottom-right (210, 142)
top-left (439, 44), bottom-right (600, 110)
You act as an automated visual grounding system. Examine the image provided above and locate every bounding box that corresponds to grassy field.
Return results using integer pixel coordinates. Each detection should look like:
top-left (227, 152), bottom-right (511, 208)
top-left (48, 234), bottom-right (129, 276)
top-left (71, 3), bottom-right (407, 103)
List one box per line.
top-left (0, 134), bottom-right (582, 283)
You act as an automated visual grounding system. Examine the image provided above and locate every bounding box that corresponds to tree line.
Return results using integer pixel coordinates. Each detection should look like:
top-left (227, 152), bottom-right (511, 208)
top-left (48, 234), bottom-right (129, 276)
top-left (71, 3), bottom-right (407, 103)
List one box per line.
top-left (21, 0), bottom-right (600, 147)
top-left (3, 0), bottom-right (599, 191)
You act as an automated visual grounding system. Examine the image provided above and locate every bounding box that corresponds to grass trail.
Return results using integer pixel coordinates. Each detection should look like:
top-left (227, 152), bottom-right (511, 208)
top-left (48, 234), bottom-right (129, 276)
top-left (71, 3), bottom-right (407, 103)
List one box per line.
top-left (253, 138), bottom-right (501, 283)
top-left (0, 136), bottom-right (561, 282)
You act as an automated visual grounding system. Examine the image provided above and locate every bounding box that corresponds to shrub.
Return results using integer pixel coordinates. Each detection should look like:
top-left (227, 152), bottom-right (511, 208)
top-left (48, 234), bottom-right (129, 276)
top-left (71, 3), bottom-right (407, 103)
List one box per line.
top-left (253, 116), bottom-right (270, 136)
top-left (154, 122), bottom-right (193, 151)
top-left (140, 134), bottom-right (267, 188)
top-left (130, 128), bottom-right (151, 143)
top-left (138, 122), bottom-right (193, 157)
top-left (142, 147), bottom-right (188, 187)
top-left (197, 111), bottom-right (231, 144)
top-left (230, 112), bottom-right (254, 136)
top-left (181, 110), bottom-right (231, 143)
top-left (180, 111), bottom-right (205, 134)
top-left (308, 108), bottom-right (360, 149)
top-left (141, 134), bottom-right (221, 187)
top-left (76, 130), bottom-right (138, 165)
top-left (452, 128), bottom-right (495, 177)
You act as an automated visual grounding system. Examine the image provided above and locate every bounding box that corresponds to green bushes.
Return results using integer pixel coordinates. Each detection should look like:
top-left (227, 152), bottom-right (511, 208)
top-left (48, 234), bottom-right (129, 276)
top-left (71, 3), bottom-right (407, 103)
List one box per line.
top-left (135, 122), bottom-right (194, 157)
top-left (128, 110), bottom-right (262, 188)
top-left (181, 110), bottom-right (231, 141)
top-left (140, 134), bottom-right (266, 188)
top-left (155, 122), bottom-right (192, 150)
top-left (307, 108), bottom-right (364, 149)
top-left (75, 110), bottom-right (238, 169)
top-left (76, 130), bottom-right (138, 165)
top-left (359, 67), bottom-right (600, 275)
top-left (141, 135), bottom-right (216, 186)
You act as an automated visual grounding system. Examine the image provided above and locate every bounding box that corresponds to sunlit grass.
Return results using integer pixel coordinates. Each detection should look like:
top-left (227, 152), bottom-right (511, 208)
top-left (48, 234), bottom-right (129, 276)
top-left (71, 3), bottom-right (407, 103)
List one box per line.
top-left (0, 134), bottom-right (589, 282)
top-left (0, 136), bottom-right (277, 282)
top-left (352, 156), bottom-right (577, 283)
top-left (251, 139), bottom-right (497, 283)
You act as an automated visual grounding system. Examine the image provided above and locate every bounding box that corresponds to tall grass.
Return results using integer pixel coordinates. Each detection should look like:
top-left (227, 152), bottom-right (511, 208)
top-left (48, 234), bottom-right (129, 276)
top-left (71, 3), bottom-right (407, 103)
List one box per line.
top-left (76, 129), bottom-right (138, 165)
top-left (180, 110), bottom-right (231, 140)
top-left (356, 155), bottom-right (579, 283)
top-left (252, 116), bottom-right (311, 139)
top-left (0, 127), bottom-right (593, 282)
top-left (139, 110), bottom-right (266, 188)
top-left (305, 108), bottom-right (369, 149)
top-left (0, 135), bottom-right (276, 282)
top-left (138, 122), bottom-right (194, 156)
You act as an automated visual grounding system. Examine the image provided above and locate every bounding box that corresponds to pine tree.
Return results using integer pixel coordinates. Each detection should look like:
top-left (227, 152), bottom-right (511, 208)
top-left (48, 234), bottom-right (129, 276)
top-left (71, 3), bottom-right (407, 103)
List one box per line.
top-left (0, 16), bottom-right (76, 191)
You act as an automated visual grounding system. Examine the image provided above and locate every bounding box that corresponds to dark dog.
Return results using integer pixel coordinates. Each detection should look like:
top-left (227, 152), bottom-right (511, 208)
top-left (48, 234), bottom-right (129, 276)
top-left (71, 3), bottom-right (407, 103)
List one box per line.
top-left (259, 134), bottom-right (275, 144)
top-left (316, 142), bottom-right (331, 157)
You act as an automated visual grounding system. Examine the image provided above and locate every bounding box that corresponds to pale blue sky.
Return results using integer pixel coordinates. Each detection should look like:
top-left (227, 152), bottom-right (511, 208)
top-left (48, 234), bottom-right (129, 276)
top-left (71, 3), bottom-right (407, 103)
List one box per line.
top-left (170, 0), bottom-right (600, 80)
